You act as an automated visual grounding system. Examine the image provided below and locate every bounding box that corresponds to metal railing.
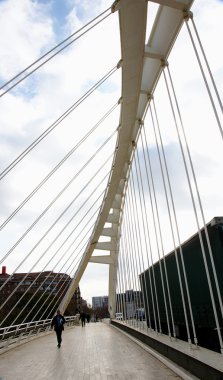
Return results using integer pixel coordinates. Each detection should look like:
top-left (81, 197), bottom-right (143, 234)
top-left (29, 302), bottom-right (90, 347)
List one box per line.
top-left (0, 315), bottom-right (79, 352)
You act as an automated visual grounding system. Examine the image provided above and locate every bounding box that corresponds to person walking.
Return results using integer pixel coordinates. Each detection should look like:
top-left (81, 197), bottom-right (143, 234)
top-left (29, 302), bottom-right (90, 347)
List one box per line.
top-left (51, 309), bottom-right (65, 348)
top-left (79, 311), bottom-right (86, 327)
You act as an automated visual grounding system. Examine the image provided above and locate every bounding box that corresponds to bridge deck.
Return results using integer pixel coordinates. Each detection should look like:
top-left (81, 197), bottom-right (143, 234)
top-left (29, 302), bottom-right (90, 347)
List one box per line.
top-left (0, 320), bottom-right (185, 380)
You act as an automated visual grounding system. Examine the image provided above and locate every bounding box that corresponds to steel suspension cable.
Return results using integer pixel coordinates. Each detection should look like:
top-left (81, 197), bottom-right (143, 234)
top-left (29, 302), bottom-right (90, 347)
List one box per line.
top-left (45, 272), bottom-right (78, 320)
top-left (116, 237), bottom-right (124, 319)
top-left (184, 17), bottom-right (223, 140)
top-left (36, 218), bottom-right (99, 321)
top-left (2, 190), bottom-right (103, 325)
top-left (0, 118), bottom-right (117, 231)
top-left (43, 257), bottom-right (82, 320)
top-left (126, 175), bottom-right (156, 331)
top-left (0, 107), bottom-right (117, 264)
top-left (124, 189), bottom-right (141, 326)
top-left (130, 167), bottom-right (161, 333)
top-left (0, 180), bottom-right (107, 321)
top-left (136, 147), bottom-right (171, 337)
top-left (126, 188), bottom-right (152, 328)
top-left (135, 148), bottom-right (171, 337)
top-left (118, 238), bottom-right (127, 321)
top-left (148, 99), bottom-right (193, 345)
top-left (125, 205), bottom-right (139, 325)
top-left (117, 198), bottom-right (127, 323)
top-left (11, 200), bottom-right (103, 326)
top-left (189, 16), bottom-right (223, 113)
top-left (128, 172), bottom-right (151, 330)
top-left (115, 259), bottom-right (121, 316)
top-left (115, 198), bottom-right (126, 322)
top-left (162, 67), bottom-right (223, 351)
top-left (139, 129), bottom-right (176, 338)
top-left (121, 216), bottom-right (137, 324)
top-left (131, 152), bottom-right (151, 330)
top-left (131, 157), bottom-right (152, 331)
top-left (0, 173), bottom-right (108, 299)
top-left (0, 65), bottom-right (118, 181)
top-left (0, 155), bottom-right (112, 266)
top-left (162, 66), bottom-right (223, 349)
top-left (123, 199), bottom-right (141, 327)
top-left (26, 227), bottom-right (95, 323)
top-left (166, 64), bottom-right (223, 322)
top-left (38, 258), bottom-right (81, 320)
top-left (120, 238), bottom-right (128, 323)
top-left (0, 130), bottom-right (116, 292)
top-left (120, 227), bottom-right (133, 323)
top-left (0, 7), bottom-right (112, 98)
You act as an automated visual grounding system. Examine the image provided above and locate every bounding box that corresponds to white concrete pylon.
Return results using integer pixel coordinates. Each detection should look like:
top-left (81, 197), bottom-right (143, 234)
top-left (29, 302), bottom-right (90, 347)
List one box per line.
top-left (59, 0), bottom-right (194, 317)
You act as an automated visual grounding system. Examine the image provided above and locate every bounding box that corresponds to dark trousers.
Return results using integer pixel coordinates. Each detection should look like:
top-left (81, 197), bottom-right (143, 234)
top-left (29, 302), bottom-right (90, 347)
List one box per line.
top-left (55, 329), bottom-right (63, 344)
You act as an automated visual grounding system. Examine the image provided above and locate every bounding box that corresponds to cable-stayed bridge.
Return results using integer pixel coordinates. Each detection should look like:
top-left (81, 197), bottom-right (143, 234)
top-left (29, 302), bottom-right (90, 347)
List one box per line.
top-left (0, 0), bottom-right (223, 378)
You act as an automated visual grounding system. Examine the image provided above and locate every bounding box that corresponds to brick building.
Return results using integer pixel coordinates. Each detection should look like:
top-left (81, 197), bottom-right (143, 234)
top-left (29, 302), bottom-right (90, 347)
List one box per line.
top-left (0, 266), bottom-right (82, 319)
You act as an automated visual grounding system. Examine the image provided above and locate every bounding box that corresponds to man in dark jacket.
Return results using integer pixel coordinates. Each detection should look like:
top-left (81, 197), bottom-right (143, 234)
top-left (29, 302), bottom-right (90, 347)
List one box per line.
top-left (51, 309), bottom-right (65, 348)
top-left (79, 311), bottom-right (86, 327)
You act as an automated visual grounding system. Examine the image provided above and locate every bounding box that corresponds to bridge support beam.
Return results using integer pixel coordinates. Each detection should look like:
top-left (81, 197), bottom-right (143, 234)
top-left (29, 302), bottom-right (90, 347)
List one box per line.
top-left (58, 0), bottom-right (148, 316)
top-left (59, 0), bottom-right (195, 316)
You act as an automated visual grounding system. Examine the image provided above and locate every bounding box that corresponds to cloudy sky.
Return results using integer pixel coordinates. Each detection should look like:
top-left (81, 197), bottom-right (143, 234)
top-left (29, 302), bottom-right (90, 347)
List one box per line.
top-left (0, 0), bottom-right (223, 305)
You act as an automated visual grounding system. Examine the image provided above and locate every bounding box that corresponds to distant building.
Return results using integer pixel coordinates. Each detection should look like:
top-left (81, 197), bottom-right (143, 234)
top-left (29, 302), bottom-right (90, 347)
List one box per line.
top-left (116, 289), bottom-right (143, 319)
top-left (0, 266), bottom-right (81, 315)
top-left (92, 296), bottom-right (108, 309)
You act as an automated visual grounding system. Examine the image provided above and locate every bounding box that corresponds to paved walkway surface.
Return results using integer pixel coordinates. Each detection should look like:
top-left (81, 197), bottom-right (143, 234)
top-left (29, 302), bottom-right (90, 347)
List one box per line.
top-left (0, 321), bottom-right (182, 380)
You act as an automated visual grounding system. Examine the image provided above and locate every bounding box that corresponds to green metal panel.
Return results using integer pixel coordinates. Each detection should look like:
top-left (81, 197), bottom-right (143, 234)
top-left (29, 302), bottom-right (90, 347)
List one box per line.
top-left (140, 217), bottom-right (223, 352)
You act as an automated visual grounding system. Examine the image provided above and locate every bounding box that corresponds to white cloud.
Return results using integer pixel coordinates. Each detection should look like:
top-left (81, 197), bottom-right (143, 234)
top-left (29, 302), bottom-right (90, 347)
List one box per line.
top-left (0, 0), bottom-right (54, 80)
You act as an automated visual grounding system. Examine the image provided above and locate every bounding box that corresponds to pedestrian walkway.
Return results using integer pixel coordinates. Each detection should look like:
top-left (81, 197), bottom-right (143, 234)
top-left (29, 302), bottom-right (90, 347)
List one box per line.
top-left (0, 320), bottom-right (184, 380)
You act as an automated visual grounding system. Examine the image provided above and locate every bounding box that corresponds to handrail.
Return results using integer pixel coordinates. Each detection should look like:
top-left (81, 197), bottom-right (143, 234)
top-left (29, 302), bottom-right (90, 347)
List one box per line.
top-left (0, 315), bottom-right (79, 352)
